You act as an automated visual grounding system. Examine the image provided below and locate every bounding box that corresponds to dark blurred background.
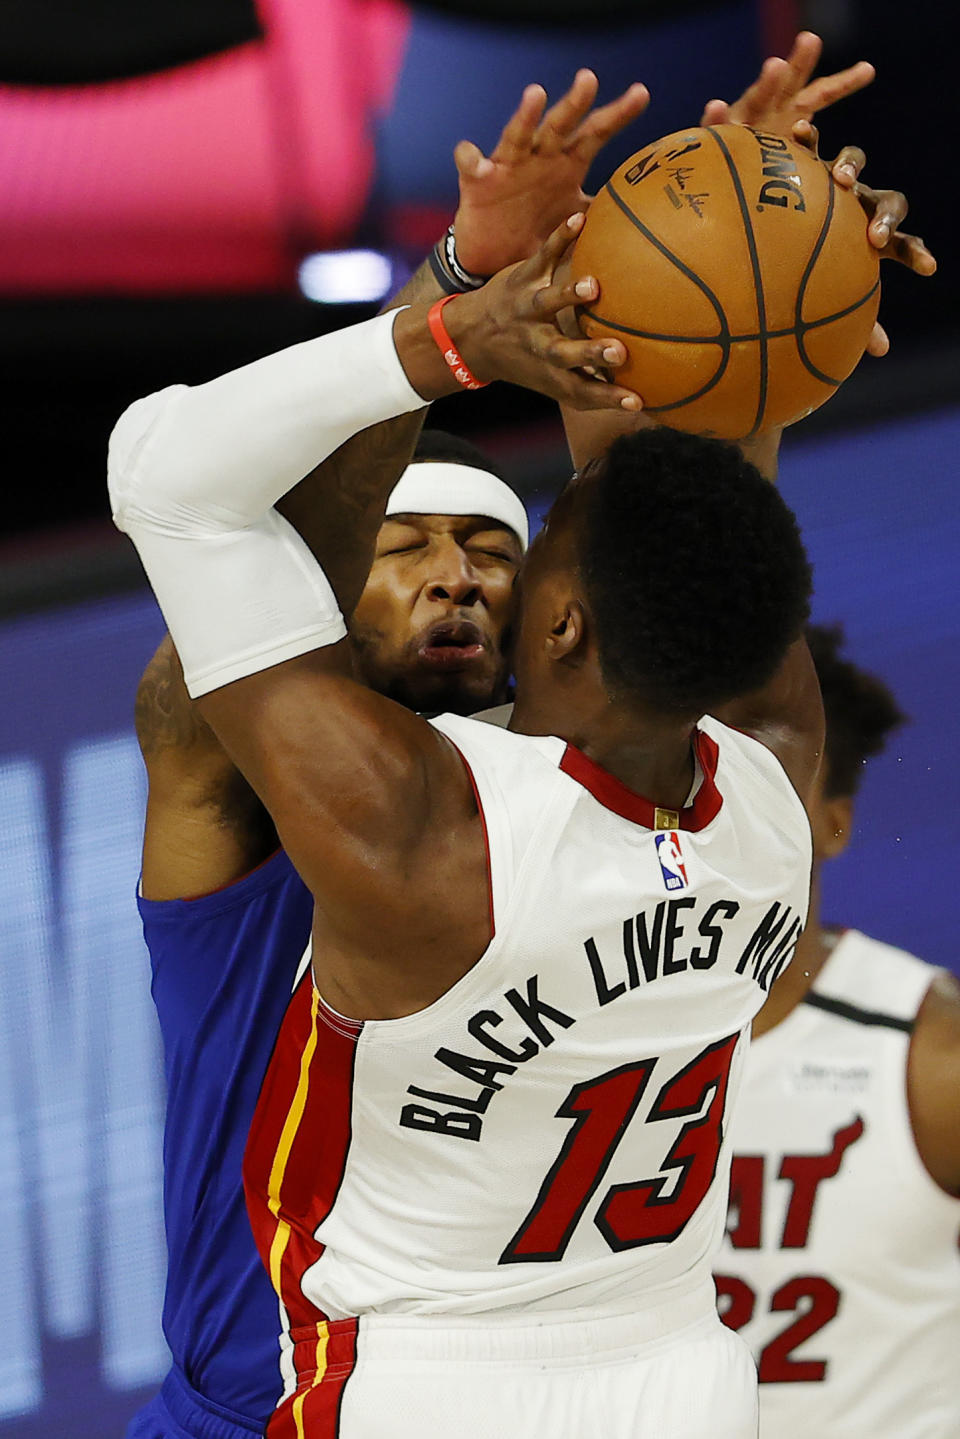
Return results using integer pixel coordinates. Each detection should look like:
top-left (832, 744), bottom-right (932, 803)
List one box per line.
top-left (0, 0), bottom-right (955, 602)
top-left (0, 3), bottom-right (957, 1435)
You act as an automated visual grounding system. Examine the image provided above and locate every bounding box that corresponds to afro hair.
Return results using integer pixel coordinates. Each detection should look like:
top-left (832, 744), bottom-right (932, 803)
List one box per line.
top-left (579, 427), bottom-right (812, 716)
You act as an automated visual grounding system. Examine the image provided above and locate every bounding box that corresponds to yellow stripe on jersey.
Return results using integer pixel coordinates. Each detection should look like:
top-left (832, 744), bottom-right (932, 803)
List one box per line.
top-left (266, 987), bottom-right (322, 1292)
top-left (268, 1218), bottom-right (291, 1296)
top-left (292, 1320), bottom-right (331, 1439)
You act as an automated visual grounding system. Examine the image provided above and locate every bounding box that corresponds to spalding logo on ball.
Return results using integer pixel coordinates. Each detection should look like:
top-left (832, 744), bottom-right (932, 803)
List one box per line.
top-left (571, 124), bottom-right (880, 438)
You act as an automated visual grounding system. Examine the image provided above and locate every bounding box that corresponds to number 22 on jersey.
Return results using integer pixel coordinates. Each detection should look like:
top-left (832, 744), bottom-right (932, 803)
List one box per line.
top-left (715, 1116), bottom-right (864, 1381)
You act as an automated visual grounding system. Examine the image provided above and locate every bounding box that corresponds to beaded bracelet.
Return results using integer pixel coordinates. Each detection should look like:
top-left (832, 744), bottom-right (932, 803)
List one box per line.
top-left (428, 225), bottom-right (490, 295)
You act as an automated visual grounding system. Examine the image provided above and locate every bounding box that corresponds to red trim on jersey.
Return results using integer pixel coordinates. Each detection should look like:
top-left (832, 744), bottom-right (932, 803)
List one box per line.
top-left (243, 972), bottom-right (363, 1433)
top-left (560, 728), bottom-right (722, 831)
top-left (449, 743), bottom-right (496, 937)
top-left (270, 1317), bottom-right (360, 1439)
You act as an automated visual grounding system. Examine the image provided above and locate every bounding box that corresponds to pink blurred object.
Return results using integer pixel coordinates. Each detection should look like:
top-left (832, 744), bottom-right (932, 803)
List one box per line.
top-left (0, 0), bottom-right (411, 295)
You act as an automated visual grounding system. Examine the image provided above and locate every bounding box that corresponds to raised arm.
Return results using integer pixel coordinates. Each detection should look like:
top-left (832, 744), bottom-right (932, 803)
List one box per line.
top-left (111, 221), bottom-right (639, 1010)
top-left (133, 73), bottom-right (652, 904)
top-left (133, 258), bottom-right (442, 901)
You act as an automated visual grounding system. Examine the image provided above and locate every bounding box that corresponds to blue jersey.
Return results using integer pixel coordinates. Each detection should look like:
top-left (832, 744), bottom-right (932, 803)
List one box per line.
top-left (128, 848), bottom-right (313, 1438)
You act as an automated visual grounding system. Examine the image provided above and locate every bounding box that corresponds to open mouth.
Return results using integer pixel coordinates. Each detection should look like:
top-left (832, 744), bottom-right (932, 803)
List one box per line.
top-left (417, 619), bottom-right (487, 668)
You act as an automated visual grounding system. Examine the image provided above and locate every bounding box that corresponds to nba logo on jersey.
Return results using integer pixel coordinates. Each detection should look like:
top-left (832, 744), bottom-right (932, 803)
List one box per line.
top-left (655, 831), bottom-right (688, 891)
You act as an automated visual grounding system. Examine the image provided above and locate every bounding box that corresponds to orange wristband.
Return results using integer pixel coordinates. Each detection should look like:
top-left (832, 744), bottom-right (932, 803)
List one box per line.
top-left (427, 296), bottom-right (489, 391)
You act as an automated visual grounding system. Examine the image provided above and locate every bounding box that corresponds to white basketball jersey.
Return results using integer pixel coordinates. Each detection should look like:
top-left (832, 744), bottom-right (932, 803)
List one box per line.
top-left (245, 713), bottom-right (811, 1341)
top-left (715, 929), bottom-right (960, 1438)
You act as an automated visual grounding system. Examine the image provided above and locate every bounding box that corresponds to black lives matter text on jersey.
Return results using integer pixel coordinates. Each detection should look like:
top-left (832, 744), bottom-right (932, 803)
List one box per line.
top-left (399, 897), bottom-right (802, 1143)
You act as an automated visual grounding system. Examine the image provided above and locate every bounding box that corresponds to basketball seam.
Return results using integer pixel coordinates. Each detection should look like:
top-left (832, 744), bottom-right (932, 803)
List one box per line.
top-left (706, 127), bottom-right (768, 437)
top-left (793, 174), bottom-right (877, 387)
top-left (581, 282), bottom-right (881, 347)
top-left (793, 279), bottom-right (880, 387)
top-left (794, 172), bottom-right (836, 381)
top-left (601, 180), bottom-right (732, 411)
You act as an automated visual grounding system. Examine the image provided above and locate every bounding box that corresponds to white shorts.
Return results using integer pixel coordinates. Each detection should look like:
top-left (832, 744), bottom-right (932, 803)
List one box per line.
top-left (274, 1284), bottom-right (758, 1439)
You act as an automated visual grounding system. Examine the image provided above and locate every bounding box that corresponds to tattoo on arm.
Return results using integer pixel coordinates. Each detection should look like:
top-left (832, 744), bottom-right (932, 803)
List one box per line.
top-left (136, 635), bottom-right (278, 846)
top-left (135, 635), bottom-right (215, 757)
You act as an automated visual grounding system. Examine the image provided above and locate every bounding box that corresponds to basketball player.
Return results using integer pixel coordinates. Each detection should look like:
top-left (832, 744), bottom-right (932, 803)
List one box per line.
top-left (108, 190), bottom-right (831, 1437)
top-left (714, 625), bottom-right (960, 1438)
top-left (124, 67), bottom-right (655, 1439)
top-left (122, 44), bottom-right (917, 1439)
top-left (128, 429), bottom-right (527, 1439)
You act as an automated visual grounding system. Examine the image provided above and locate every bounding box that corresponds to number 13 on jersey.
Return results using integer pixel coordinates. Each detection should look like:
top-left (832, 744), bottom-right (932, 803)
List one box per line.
top-left (500, 1034), bottom-right (739, 1264)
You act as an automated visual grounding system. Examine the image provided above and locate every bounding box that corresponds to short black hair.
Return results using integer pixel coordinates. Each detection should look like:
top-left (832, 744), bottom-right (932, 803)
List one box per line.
top-left (806, 623), bottom-right (907, 797)
top-left (414, 428), bottom-right (507, 480)
top-left (579, 428), bottom-right (812, 716)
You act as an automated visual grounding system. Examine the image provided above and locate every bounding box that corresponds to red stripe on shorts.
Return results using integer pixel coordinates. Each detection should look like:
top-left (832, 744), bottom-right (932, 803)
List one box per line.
top-left (244, 973), bottom-right (363, 1367)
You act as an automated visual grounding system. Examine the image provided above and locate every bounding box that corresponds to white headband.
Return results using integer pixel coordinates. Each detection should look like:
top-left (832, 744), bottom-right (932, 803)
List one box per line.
top-left (385, 461), bottom-right (529, 551)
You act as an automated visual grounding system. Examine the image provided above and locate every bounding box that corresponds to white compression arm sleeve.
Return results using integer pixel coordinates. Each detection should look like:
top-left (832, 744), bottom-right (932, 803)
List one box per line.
top-left (109, 310), bottom-right (427, 697)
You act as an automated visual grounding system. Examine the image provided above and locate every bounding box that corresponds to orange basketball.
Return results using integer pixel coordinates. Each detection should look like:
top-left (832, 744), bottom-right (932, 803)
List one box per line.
top-left (570, 124), bottom-right (880, 437)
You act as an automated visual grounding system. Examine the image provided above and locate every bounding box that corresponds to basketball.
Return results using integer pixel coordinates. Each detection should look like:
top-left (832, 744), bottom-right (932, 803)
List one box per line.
top-left (570, 124), bottom-right (881, 437)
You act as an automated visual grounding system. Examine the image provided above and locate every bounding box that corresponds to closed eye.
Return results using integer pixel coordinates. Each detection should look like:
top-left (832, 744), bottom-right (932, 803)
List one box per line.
top-left (468, 547), bottom-right (516, 563)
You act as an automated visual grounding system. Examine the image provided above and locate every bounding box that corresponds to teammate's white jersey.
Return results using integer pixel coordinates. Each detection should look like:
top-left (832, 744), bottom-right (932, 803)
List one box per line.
top-left (245, 711), bottom-right (811, 1338)
top-left (715, 929), bottom-right (960, 1438)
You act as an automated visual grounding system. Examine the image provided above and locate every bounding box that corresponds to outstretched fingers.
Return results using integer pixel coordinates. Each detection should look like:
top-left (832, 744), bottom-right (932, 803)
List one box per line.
top-left (727, 54), bottom-right (791, 125)
top-left (490, 83), bottom-right (549, 163)
top-left (566, 82), bottom-right (651, 164)
top-left (707, 33), bottom-right (876, 132)
top-left (799, 59), bottom-right (875, 113)
top-left (533, 69), bottom-right (600, 157)
top-left (770, 30), bottom-right (823, 108)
